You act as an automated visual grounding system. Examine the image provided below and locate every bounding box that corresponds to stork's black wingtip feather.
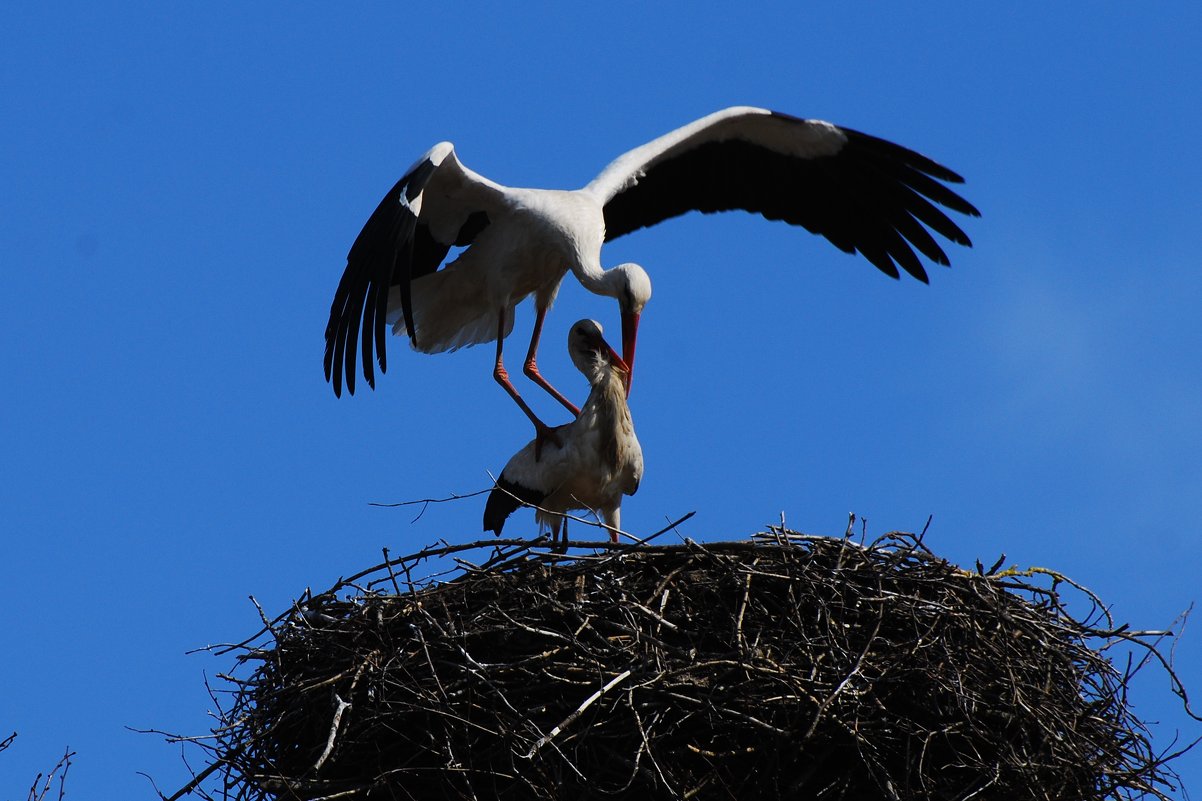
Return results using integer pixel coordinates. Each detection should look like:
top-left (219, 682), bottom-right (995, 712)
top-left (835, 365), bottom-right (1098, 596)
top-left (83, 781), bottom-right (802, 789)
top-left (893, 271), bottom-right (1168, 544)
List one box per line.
top-left (947, 230), bottom-right (973, 248)
top-left (483, 477), bottom-right (543, 537)
top-left (482, 489), bottom-right (511, 537)
top-left (940, 167), bottom-right (967, 185)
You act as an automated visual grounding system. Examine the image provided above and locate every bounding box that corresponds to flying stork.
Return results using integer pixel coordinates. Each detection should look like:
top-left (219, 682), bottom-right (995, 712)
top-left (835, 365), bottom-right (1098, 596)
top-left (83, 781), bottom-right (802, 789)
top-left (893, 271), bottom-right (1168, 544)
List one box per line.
top-left (483, 319), bottom-right (642, 546)
top-left (324, 105), bottom-right (979, 439)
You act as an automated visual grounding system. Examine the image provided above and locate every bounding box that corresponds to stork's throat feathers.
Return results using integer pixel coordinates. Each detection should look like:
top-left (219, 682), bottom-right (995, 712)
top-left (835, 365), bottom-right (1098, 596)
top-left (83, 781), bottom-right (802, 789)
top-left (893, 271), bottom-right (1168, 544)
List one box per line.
top-left (484, 319), bottom-right (643, 543)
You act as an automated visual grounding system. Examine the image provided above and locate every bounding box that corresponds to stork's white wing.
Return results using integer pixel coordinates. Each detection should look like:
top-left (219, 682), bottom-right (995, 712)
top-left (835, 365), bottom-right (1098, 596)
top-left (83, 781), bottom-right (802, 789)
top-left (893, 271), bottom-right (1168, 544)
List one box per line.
top-left (324, 143), bottom-right (510, 397)
top-left (584, 106), bottom-right (979, 283)
top-left (583, 106), bottom-right (845, 203)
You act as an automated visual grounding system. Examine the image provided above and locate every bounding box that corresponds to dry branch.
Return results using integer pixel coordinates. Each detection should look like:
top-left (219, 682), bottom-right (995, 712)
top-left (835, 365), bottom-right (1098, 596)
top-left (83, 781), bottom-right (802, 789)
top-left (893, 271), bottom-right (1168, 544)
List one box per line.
top-left (164, 529), bottom-right (1196, 800)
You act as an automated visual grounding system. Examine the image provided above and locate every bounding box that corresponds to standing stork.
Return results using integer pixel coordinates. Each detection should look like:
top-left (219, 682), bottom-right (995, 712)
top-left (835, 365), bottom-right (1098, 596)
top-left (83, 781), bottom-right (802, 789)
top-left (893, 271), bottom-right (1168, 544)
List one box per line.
top-left (483, 319), bottom-right (642, 546)
top-left (325, 106), bottom-right (979, 440)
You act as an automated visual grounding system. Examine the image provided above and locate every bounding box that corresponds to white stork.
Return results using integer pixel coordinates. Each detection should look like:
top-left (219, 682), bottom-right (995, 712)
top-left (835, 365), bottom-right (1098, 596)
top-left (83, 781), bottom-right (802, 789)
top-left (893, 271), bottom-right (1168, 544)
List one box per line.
top-left (324, 106), bottom-right (979, 440)
top-left (483, 319), bottom-right (642, 545)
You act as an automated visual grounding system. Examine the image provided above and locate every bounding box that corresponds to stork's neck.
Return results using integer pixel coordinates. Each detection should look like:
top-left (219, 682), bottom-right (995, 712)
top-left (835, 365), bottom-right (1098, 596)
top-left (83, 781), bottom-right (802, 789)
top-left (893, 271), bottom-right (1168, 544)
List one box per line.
top-left (578, 361), bottom-right (633, 475)
top-left (584, 361), bottom-right (628, 405)
top-left (570, 258), bottom-right (621, 299)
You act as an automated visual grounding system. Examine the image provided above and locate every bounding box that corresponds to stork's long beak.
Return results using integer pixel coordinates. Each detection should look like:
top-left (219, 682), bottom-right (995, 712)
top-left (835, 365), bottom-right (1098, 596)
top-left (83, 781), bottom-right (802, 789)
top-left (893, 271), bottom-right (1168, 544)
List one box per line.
top-left (605, 343), bottom-right (629, 375)
top-left (620, 311), bottom-right (640, 396)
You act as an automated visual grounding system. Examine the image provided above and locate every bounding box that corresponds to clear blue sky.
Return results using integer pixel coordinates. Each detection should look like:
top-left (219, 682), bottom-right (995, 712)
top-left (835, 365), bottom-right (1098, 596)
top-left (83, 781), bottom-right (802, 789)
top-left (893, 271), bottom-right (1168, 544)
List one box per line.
top-left (3, 3), bottom-right (1200, 797)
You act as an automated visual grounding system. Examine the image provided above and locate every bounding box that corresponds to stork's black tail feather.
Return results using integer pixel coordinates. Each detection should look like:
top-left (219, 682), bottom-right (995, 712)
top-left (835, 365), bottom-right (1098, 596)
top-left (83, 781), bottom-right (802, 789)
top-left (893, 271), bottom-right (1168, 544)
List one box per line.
top-left (483, 477), bottom-right (546, 536)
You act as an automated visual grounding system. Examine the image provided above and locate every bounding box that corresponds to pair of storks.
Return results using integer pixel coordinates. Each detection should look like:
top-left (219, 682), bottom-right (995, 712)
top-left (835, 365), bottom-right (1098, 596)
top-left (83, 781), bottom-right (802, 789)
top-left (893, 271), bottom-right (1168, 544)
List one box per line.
top-left (324, 106), bottom-right (979, 542)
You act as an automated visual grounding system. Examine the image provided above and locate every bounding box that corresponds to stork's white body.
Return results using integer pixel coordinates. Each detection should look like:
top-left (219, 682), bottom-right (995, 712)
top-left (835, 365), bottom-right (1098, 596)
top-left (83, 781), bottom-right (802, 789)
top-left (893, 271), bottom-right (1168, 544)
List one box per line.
top-left (392, 189), bottom-right (607, 354)
top-left (484, 320), bottom-right (642, 543)
top-left (324, 106), bottom-right (979, 416)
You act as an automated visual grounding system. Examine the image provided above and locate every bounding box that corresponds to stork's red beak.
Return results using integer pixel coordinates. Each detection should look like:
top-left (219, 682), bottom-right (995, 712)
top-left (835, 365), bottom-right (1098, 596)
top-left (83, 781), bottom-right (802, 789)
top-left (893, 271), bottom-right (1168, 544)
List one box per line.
top-left (605, 343), bottom-right (629, 374)
top-left (620, 311), bottom-right (640, 396)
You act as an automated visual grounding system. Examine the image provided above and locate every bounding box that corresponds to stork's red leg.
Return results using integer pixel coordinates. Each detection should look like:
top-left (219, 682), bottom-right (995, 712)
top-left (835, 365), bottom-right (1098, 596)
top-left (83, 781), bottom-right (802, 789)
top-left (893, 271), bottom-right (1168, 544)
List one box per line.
top-left (523, 304), bottom-right (581, 417)
top-left (493, 311), bottom-right (561, 459)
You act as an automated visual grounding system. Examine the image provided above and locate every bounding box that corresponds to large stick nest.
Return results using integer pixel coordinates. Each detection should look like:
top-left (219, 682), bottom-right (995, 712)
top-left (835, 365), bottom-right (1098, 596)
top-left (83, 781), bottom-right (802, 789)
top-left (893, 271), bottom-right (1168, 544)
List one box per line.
top-left (178, 529), bottom-right (1195, 800)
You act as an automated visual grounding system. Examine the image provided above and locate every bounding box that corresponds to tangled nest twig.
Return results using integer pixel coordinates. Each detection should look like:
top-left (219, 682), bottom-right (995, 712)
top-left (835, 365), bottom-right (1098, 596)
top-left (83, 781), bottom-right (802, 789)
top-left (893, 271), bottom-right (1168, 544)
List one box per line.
top-left (164, 527), bottom-right (1197, 800)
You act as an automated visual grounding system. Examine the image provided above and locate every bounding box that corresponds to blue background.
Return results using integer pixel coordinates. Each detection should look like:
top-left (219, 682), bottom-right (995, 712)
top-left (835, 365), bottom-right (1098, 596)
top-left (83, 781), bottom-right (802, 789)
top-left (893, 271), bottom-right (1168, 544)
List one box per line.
top-left (3, 3), bottom-right (1200, 797)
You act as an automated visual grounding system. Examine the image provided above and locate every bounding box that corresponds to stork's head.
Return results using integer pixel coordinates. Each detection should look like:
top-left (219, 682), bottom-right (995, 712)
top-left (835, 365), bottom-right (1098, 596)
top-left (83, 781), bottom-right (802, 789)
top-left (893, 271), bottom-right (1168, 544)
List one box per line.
top-left (568, 319), bottom-right (628, 386)
top-left (606, 263), bottom-right (651, 395)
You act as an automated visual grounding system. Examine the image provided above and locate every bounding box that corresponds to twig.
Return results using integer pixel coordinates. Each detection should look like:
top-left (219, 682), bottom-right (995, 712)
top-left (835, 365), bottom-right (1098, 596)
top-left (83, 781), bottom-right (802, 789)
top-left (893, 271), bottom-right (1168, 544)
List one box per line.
top-left (26, 748), bottom-right (75, 801)
top-left (522, 670), bottom-right (632, 759)
top-left (163, 750), bottom-right (238, 801)
top-left (368, 488), bottom-right (492, 523)
top-left (154, 529), bottom-right (1198, 800)
top-left (312, 693), bottom-right (352, 774)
